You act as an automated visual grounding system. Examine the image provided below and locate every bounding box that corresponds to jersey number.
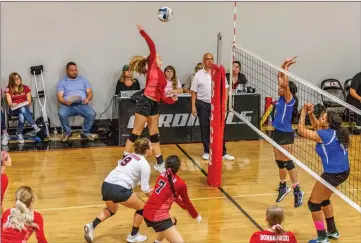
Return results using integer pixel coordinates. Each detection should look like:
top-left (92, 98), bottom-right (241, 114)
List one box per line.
top-left (155, 180), bottom-right (167, 194)
top-left (120, 156), bottom-right (132, 166)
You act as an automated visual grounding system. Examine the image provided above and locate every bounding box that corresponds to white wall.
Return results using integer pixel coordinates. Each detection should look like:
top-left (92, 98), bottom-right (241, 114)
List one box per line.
top-left (1, 2), bottom-right (360, 125)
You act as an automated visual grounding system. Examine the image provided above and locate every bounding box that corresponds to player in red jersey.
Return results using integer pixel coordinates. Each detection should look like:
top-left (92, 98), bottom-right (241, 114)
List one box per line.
top-left (250, 205), bottom-right (297, 243)
top-left (143, 155), bottom-right (202, 243)
top-left (123, 24), bottom-right (177, 174)
top-left (1, 186), bottom-right (47, 243)
top-left (1, 150), bottom-right (12, 214)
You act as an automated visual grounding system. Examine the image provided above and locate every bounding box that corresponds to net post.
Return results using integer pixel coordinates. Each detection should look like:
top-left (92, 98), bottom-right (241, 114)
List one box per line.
top-left (208, 64), bottom-right (225, 187)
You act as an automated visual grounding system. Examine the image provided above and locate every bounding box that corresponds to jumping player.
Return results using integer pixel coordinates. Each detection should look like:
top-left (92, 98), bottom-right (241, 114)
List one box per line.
top-left (249, 205), bottom-right (297, 243)
top-left (1, 150), bottom-right (12, 214)
top-left (143, 155), bottom-right (202, 243)
top-left (298, 104), bottom-right (350, 243)
top-left (84, 138), bottom-right (153, 243)
top-left (1, 186), bottom-right (47, 243)
top-left (271, 56), bottom-right (304, 208)
top-left (123, 24), bottom-right (177, 173)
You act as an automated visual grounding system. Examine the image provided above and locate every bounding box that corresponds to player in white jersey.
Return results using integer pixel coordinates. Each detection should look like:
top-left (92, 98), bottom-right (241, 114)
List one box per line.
top-left (84, 138), bottom-right (153, 243)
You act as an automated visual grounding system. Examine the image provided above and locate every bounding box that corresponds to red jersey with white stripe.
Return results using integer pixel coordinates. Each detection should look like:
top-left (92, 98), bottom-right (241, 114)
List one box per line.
top-left (1, 172), bottom-right (9, 205)
top-left (139, 30), bottom-right (174, 104)
top-left (143, 173), bottom-right (198, 222)
top-left (250, 230), bottom-right (297, 243)
top-left (1, 208), bottom-right (48, 243)
top-left (5, 85), bottom-right (31, 104)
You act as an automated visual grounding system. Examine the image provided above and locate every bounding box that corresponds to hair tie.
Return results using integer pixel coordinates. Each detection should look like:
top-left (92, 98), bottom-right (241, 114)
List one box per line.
top-left (271, 224), bottom-right (283, 231)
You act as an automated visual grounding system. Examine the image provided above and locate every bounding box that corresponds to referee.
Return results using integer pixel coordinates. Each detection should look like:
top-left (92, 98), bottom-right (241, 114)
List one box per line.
top-left (190, 53), bottom-right (234, 161)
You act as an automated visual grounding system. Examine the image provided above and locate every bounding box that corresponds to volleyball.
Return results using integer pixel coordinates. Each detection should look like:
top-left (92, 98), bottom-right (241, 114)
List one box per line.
top-left (158, 7), bottom-right (173, 22)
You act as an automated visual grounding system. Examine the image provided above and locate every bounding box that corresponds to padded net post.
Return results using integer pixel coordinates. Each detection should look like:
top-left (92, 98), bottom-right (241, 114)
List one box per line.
top-left (208, 64), bottom-right (226, 187)
top-left (231, 44), bottom-right (361, 212)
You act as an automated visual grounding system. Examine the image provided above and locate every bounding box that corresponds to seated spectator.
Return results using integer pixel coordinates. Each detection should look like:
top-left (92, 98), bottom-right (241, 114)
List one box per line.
top-left (249, 205), bottom-right (297, 243)
top-left (115, 64), bottom-right (141, 94)
top-left (346, 71), bottom-right (361, 128)
top-left (57, 62), bottom-right (96, 142)
top-left (183, 62), bottom-right (204, 94)
top-left (226, 60), bottom-right (248, 91)
top-left (164, 65), bottom-right (183, 97)
top-left (4, 73), bottom-right (40, 144)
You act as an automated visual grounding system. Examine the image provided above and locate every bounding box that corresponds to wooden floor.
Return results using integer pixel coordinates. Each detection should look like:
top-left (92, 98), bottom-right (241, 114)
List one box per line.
top-left (3, 140), bottom-right (361, 243)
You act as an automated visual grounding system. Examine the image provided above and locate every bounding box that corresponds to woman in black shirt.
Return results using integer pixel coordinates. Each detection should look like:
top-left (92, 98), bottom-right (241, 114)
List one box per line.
top-left (115, 65), bottom-right (141, 94)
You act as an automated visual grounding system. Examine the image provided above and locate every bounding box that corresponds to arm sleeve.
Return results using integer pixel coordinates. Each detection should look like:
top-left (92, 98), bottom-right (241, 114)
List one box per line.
top-left (83, 78), bottom-right (91, 89)
top-left (115, 81), bottom-right (122, 95)
top-left (135, 80), bottom-right (141, 90)
top-left (240, 73), bottom-right (248, 85)
top-left (56, 80), bottom-right (65, 93)
top-left (24, 85), bottom-right (31, 93)
top-left (178, 183), bottom-right (198, 218)
top-left (139, 30), bottom-right (156, 65)
top-left (190, 74), bottom-right (198, 92)
top-left (140, 163), bottom-right (151, 193)
top-left (35, 213), bottom-right (48, 243)
top-left (249, 232), bottom-right (259, 243)
top-left (350, 73), bottom-right (361, 90)
top-left (290, 232), bottom-right (298, 243)
top-left (177, 79), bottom-right (182, 89)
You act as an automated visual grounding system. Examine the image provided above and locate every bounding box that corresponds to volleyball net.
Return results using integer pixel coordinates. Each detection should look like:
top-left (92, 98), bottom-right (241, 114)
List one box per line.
top-left (228, 44), bottom-right (361, 213)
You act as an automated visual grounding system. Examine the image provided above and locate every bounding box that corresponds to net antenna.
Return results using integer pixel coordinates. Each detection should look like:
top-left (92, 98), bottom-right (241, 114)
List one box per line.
top-left (228, 1), bottom-right (237, 111)
top-left (231, 43), bottom-right (361, 213)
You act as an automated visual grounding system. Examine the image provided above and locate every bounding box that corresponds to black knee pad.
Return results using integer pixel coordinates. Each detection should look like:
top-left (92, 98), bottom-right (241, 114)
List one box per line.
top-left (284, 160), bottom-right (295, 170)
top-left (308, 201), bottom-right (321, 212)
top-left (129, 133), bottom-right (140, 143)
top-left (276, 160), bottom-right (285, 169)
top-left (105, 208), bottom-right (115, 216)
top-left (135, 209), bottom-right (143, 216)
top-left (150, 133), bottom-right (160, 143)
top-left (321, 199), bottom-right (331, 207)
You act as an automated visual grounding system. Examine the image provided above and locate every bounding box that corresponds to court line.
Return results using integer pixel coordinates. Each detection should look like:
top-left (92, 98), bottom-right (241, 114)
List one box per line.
top-left (175, 144), bottom-right (264, 231)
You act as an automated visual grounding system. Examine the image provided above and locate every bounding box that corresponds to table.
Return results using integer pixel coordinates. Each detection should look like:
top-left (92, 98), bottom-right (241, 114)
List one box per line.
top-left (111, 92), bottom-right (260, 146)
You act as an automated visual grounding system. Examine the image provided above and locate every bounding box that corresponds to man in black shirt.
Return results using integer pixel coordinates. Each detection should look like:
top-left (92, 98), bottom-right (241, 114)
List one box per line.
top-left (346, 72), bottom-right (361, 126)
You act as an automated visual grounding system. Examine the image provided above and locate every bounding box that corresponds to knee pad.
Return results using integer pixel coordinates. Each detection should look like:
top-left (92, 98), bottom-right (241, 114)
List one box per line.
top-left (129, 133), bottom-right (140, 143)
top-left (135, 209), bottom-right (143, 216)
top-left (276, 160), bottom-right (285, 169)
top-left (284, 160), bottom-right (295, 170)
top-left (321, 199), bottom-right (331, 207)
top-left (150, 133), bottom-right (160, 143)
top-left (105, 208), bottom-right (115, 216)
top-left (308, 201), bottom-right (321, 212)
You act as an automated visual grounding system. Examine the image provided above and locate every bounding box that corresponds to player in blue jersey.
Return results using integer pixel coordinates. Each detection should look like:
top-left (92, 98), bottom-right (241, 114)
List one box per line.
top-left (298, 104), bottom-right (350, 243)
top-left (270, 56), bottom-right (304, 208)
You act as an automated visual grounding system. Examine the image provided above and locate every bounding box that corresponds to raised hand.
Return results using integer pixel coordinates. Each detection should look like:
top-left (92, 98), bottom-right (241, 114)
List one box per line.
top-left (136, 24), bottom-right (144, 31)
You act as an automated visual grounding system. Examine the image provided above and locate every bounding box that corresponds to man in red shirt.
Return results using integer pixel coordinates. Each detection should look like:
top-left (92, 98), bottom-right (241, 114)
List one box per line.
top-left (5, 72), bottom-right (40, 143)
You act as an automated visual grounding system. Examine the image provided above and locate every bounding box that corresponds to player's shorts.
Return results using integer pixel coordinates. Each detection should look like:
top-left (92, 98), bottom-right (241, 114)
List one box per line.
top-left (144, 217), bottom-right (174, 233)
top-left (270, 129), bottom-right (295, 145)
top-left (135, 95), bottom-right (159, 117)
top-left (101, 182), bottom-right (133, 203)
top-left (321, 169), bottom-right (350, 187)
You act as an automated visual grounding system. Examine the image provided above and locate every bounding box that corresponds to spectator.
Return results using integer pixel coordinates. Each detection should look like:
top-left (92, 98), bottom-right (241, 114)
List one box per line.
top-left (1, 186), bottom-right (48, 243)
top-left (249, 205), bottom-right (297, 243)
top-left (183, 63), bottom-right (204, 94)
top-left (346, 72), bottom-right (361, 128)
top-left (226, 60), bottom-right (248, 91)
top-left (190, 53), bottom-right (234, 161)
top-left (115, 64), bottom-right (141, 94)
top-left (57, 62), bottom-right (96, 142)
top-left (5, 73), bottom-right (40, 144)
top-left (164, 65), bottom-right (183, 96)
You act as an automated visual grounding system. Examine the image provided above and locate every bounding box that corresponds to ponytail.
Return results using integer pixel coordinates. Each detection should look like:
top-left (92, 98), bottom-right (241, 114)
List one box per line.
top-left (129, 56), bottom-right (148, 75)
top-left (327, 111), bottom-right (350, 148)
top-left (6, 200), bottom-right (38, 231)
top-left (166, 168), bottom-right (177, 198)
top-left (288, 81), bottom-right (299, 121)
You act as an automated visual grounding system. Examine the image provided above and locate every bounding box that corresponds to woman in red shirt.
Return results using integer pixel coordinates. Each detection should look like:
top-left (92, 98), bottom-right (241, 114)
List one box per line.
top-left (5, 72), bottom-right (40, 144)
top-left (1, 186), bottom-right (47, 243)
top-left (249, 206), bottom-right (297, 243)
top-left (143, 155), bottom-right (202, 243)
top-left (1, 150), bottom-right (11, 214)
top-left (123, 24), bottom-right (177, 174)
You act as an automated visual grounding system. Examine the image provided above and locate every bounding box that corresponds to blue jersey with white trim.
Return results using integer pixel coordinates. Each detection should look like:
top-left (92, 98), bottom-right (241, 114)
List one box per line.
top-left (315, 129), bottom-right (349, 173)
top-left (272, 96), bottom-right (295, 132)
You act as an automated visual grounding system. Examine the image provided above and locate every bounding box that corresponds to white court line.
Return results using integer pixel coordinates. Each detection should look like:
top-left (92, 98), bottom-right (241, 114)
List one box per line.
top-left (37, 188), bottom-right (359, 212)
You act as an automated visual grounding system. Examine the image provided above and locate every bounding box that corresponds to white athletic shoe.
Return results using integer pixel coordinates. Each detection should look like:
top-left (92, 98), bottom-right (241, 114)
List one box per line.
top-left (222, 154), bottom-right (235, 161)
top-left (127, 233), bottom-right (147, 242)
top-left (84, 223), bottom-right (94, 243)
top-left (202, 153), bottom-right (209, 160)
top-left (154, 163), bottom-right (166, 173)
